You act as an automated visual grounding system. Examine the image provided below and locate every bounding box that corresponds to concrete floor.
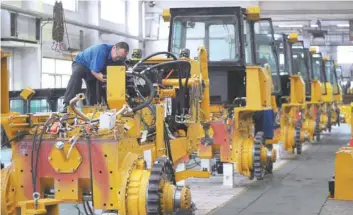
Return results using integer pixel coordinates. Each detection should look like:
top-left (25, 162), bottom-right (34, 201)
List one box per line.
top-left (1, 125), bottom-right (352, 215)
top-left (208, 125), bottom-right (353, 215)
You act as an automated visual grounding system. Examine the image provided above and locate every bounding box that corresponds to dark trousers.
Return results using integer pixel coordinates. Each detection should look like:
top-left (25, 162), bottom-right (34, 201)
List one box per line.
top-left (63, 62), bottom-right (98, 105)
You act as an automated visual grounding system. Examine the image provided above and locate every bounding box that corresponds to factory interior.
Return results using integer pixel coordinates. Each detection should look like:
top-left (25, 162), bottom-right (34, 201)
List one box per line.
top-left (1, 0), bottom-right (353, 215)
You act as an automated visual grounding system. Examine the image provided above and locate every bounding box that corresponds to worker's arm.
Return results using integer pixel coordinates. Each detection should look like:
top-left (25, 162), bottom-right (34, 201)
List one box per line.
top-left (91, 71), bottom-right (105, 82)
top-left (90, 49), bottom-right (107, 82)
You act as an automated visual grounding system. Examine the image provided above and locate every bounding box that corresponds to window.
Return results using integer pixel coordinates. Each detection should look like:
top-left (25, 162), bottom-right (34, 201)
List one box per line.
top-left (42, 0), bottom-right (77, 11)
top-left (30, 99), bottom-right (50, 113)
top-left (209, 24), bottom-right (236, 61)
top-left (42, 58), bottom-right (72, 89)
top-left (10, 99), bottom-right (24, 114)
top-left (337, 46), bottom-right (353, 64)
top-left (101, 0), bottom-right (125, 24)
top-left (312, 54), bottom-right (323, 81)
top-left (253, 20), bottom-right (281, 94)
top-left (171, 15), bottom-right (239, 61)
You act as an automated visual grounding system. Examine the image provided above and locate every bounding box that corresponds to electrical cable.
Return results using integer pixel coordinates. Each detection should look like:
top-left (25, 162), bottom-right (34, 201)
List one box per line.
top-left (74, 204), bottom-right (84, 215)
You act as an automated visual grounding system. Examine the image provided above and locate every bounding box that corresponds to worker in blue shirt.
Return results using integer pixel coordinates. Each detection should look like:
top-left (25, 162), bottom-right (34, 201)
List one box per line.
top-left (62, 42), bottom-right (129, 111)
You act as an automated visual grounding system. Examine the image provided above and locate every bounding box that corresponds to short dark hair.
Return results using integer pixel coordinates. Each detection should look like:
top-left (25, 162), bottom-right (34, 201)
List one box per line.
top-left (115, 42), bottom-right (129, 52)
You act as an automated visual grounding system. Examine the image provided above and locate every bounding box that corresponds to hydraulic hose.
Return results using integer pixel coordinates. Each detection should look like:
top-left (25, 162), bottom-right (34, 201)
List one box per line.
top-left (132, 51), bottom-right (178, 71)
top-left (127, 72), bottom-right (155, 113)
top-left (140, 60), bottom-right (190, 76)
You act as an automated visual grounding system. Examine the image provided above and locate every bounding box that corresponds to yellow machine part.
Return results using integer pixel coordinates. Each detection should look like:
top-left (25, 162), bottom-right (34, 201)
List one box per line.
top-left (247, 6), bottom-right (260, 21)
top-left (340, 104), bottom-right (352, 123)
top-left (20, 88), bottom-right (36, 101)
top-left (1, 51), bottom-right (11, 114)
top-left (322, 83), bottom-right (333, 103)
top-left (332, 147), bottom-right (353, 200)
top-left (1, 46), bottom-right (214, 215)
top-left (311, 79), bottom-right (322, 103)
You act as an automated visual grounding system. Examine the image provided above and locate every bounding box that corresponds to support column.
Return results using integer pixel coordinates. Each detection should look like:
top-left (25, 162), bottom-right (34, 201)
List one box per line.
top-left (223, 163), bottom-right (234, 187)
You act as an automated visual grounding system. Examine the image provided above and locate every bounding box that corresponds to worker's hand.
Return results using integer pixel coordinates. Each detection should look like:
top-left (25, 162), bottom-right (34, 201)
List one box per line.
top-left (91, 71), bottom-right (106, 82)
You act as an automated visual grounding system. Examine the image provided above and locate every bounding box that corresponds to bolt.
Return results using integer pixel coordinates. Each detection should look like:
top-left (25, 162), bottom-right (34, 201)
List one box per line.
top-left (56, 168), bottom-right (60, 172)
top-left (48, 157), bottom-right (52, 161)
top-left (77, 157), bottom-right (82, 161)
top-left (55, 141), bottom-right (65, 150)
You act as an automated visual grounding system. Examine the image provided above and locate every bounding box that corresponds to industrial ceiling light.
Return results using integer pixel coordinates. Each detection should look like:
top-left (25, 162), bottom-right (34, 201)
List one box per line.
top-left (311, 24), bottom-right (319, 28)
top-left (337, 24), bottom-right (349, 27)
top-left (277, 24), bottom-right (303, 28)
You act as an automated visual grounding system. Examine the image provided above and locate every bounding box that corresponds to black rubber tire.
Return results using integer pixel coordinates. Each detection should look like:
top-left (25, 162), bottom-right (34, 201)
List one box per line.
top-left (327, 110), bottom-right (332, 133)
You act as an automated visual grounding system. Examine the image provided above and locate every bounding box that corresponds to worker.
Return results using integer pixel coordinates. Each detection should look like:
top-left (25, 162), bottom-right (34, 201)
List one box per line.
top-left (62, 42), bottom-right (129, 112)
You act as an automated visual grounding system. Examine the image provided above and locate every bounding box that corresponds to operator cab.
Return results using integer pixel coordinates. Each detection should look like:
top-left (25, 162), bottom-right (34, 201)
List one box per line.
top-left (167, 7), bottom-right (281, 105)
top-left (274, 35), bottom-right (310, 100)
top-left (292, 43), bottom-right (311, 98)
top-left (325, 60), bottom-right (341, 96)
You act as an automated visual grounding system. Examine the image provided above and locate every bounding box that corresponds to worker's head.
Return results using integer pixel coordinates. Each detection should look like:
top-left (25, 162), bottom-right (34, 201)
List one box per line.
top-left (111, 42), bottom-right (129, 61)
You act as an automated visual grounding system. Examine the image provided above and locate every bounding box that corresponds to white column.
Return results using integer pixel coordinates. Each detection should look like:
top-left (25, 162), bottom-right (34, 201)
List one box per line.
top-left (223, 163), bottom-right (234, 187)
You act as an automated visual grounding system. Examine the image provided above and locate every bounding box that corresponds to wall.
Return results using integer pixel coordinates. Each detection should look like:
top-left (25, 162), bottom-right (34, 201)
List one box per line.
top-left (1, 0), bottom-right (142, 90)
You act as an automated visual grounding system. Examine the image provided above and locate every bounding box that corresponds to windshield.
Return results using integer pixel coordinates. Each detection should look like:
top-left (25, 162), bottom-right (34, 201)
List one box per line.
top-left (171, 15), bottom-right (239, 61)
top-left (325, 61), bottom-right (334, 84)
top-left (277, 43), bottom-right (287, 75)
top-left (325, 61), bottom-right (340, 94)
top-left (312, 54), bottom-right (324, 82)
top-left (253, 20), bottom-right (281, 94)
top-left (292, 42), bottom-right (310, 94)
top-left (336, 67), bottom-right (342, 79)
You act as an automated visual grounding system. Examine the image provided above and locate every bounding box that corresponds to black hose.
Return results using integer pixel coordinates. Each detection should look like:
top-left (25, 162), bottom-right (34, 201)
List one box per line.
top-left (132, 51), bottom-right (178, 71)
top-left (82, 201), bottom-right (91, 215)
top-left (32, 117), bottom-right (56, 193)
top-left (140, 60), bottom-right (190, 76)
top-left (84, 201), bottom-right (94, 215)
top-left (7, 131), bottom-right (30, 144)
top-left (163, 124), bottom-right (175, 185)
top-left (127, 72), bottom-right (156, 112)
top-left (178, 63), bottom-right (184, 115)
top-left (86, 135), bottom-right (95, 209)
top-left (139, 60), bottom-right (191, 115)
top-left (31, 126), bottom-right (39, 193)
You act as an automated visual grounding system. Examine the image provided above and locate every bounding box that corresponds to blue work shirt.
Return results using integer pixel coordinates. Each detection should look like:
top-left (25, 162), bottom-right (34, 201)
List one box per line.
top-left (74, 44), bottom-right (114, 73)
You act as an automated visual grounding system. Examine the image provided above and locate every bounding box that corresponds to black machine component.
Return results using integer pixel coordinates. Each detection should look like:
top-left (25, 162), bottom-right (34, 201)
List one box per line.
top-left (132, 49), bottom-right (143, 59)
top-left (147, 157), bottom-right (175, 215)
top-left (329, 175), bottom-right (335, 198)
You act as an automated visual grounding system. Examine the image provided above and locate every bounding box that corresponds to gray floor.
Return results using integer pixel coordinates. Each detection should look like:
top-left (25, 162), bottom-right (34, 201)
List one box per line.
top-left (209, 125), bottom-right (353, 215)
